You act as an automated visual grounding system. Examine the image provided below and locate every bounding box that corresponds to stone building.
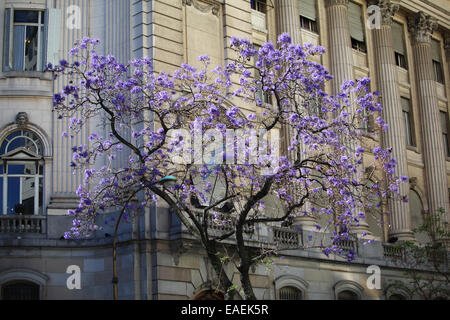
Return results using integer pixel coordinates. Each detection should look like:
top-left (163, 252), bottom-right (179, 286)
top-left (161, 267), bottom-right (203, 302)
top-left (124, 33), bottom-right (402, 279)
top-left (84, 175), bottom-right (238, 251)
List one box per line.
top-left (0, 0), bottom-right (448, 300)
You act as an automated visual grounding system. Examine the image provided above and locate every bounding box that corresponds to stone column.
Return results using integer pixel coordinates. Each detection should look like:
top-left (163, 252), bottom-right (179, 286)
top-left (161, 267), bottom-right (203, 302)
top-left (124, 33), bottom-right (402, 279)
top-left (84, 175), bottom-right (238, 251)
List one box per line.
top-left (371, 0), bottom-right (413, 241)
top-left (408, 12), bottom-right (449, 219)
top-left (275, 0), bottom-right (302, 45)
top-left (275, 0), bottom-right (317, 230)
top-left (325, 0), bottom-right (372, 236)
top-left (325, 0), bottom-right (353, 94)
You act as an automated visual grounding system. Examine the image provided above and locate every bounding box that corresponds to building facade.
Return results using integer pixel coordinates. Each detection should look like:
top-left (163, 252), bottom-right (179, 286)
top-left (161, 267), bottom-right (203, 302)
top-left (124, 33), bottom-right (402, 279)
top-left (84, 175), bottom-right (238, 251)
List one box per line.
top-left (0, 0), bottom-right (449, 300)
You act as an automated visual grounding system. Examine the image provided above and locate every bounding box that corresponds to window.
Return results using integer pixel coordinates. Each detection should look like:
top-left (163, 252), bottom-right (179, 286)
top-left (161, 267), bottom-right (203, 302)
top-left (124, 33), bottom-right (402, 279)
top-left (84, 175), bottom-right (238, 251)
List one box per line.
top-left (251, 0), bottom-right (266, 14)
top-left (392, 23), bottom-right (408, 69)
top-left (279, 286), bottom-right (303, 300)
top-left (0, 130), bottom-right (44, 216)
top-left (3, 8), bottom-right (61, 72)
top-left (432, 40), bottom-right (444, 84)
top-left (337, 290), bottom-right (358, 300)
top-left (1, 281), bottom-right (39, 300)
top-left (348, 2), bottom-right (366, 53)
top-left (299, 0), bottom-right (318, 33)
top-left (440, 111), bottom-right (450, 158)
top-left (401, 97), bottom-right (415, 147)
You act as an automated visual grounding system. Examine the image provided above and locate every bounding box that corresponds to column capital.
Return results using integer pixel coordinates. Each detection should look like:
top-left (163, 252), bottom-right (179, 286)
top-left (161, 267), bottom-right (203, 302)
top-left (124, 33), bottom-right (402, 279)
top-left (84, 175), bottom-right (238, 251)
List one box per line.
top-left (408, 11), bottom-right (438, 44)
top-left (369, 0), bottom-right (400, 26)
top-left (325, 0), bottom-right (348, 8)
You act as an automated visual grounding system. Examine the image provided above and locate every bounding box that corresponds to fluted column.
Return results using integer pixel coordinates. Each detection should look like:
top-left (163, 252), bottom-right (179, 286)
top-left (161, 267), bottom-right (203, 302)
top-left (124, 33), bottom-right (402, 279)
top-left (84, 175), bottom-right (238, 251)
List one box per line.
top-left (325, 0), bottom-right (353, 94)
top-left (325, 0), bottom-right (372, 236)
top-left (275, 0), bottom-right (302, 45)
top-left (408, 12), bottom-right (449, 219)
top-left (371, 0), bottom-right (413, 241)
top-left (275, 0), bottom-right (316, 229)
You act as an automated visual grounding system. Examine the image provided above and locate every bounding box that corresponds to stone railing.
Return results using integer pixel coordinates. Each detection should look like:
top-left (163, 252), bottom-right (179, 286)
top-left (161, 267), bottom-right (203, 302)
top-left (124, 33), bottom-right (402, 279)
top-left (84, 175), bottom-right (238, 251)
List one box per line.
top-left (337, 239), bottom-right (358, 254)
top-left (383, 244), bottom-right (405, 261)
top-left (0, 215), bottom-right (46, 234)
top-left (273, 227), bottom-right (301, 248)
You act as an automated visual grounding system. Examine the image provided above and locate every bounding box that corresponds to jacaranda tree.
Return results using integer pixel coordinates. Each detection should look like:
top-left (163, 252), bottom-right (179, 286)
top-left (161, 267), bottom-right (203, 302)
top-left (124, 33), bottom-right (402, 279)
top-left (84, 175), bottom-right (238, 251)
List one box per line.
top-left (51, 34), bottom-right (407, 300)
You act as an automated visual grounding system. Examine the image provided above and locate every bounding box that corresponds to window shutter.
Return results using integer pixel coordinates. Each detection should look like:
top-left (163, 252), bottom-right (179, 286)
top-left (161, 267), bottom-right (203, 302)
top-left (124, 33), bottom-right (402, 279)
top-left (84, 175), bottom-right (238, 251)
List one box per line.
top-left (392, 22), bottom-right (405, 55)
top-left (13, 26), bottom-right (25, 71)
top-left (348, 2), bottom-right (364, 42)
top-left (44, 8), bottom-right (61, 68)
top-left (3, 9), bottom-right (11, 71)
top-left (299, 0), bottom-right (316, 21)
top-left (432, 40), bottom-right (441, 62)
top-left (441, 112), bottom-right (448, 135)
top-left (401, 97), bottom-right (410, 112)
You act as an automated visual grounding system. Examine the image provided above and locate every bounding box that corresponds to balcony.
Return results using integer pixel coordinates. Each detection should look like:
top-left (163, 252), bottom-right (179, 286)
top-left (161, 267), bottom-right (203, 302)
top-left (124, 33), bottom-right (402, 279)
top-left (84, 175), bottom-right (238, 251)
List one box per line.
top-left (273, 227), bottom-right (301, 248)
top-left (0, 215), bottom-right (46, 234)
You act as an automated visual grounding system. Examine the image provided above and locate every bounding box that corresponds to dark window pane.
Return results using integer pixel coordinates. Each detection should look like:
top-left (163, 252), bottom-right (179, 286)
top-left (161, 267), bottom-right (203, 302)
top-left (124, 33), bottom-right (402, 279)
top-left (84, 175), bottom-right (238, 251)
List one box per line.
top-left (38, 177), bottom-right (43, 215)
top-left (7, 164), bottom-right (26, 175)
top-left (337, 290), bottom-right (358, 300)
top-left (7, 177), bottom-right (20, 214)
top-left (14, 10), bottom-right (39, 23)
top-left (0, 142), bottom-right (6, 155)
top-left (7, 137), bottom-right (26, 153)
top-left (6, 131), bottom-right (22, 141)
top-left (279, 286), bottom-right (302, 300)
top-left (25, 26), bottom-right (38, 71)
top-left (1, 282), bottom-right (40, 300)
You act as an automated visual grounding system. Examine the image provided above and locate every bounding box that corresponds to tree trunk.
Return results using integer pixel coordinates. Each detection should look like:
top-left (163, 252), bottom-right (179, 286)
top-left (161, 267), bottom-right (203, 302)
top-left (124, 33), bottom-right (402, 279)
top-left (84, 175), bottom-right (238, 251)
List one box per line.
top-left (239, 264), bottom-right (257, 300)
top-left (205, 240), bottom-right (241, 300)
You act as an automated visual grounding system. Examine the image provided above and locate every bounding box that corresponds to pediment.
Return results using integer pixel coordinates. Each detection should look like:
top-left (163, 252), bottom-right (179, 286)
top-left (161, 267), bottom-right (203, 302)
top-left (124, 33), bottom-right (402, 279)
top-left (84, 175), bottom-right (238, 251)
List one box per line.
top-left (0, 147), bottom-right (42, 161)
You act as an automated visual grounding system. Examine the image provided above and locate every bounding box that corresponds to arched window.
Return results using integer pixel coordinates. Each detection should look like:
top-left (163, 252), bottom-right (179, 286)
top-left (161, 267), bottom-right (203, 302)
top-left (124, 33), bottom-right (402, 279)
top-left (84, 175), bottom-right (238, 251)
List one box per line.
top-left (279, 286), bottom-right (303, 300)
top-left (1, 281), bottom-right (40, 300)
top-left (337, 290), bottom-right (358, 300)
top-left (334, 280), bottom-right (363, 300)
top-left (0, 130), bottom-right (44, 215)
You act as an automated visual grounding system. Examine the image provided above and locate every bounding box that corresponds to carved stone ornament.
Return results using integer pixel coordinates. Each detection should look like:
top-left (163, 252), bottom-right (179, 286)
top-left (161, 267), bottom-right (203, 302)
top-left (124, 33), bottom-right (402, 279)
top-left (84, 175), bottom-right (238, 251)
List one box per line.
top-left (182, 0), bottom-right (220, 17)
top-left (377, 0), bottom-right (400, 25)
top-left (15, 112), bottom-right (29, 127)
top-left (408, 11), bottom-right (438, 44)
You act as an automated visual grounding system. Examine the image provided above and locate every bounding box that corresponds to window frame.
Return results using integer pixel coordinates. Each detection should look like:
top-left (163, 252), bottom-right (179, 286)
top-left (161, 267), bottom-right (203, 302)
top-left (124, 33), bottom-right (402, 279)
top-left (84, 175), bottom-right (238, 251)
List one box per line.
top-left (433, 60), bottom-right (444, 84)
top-left (4, 8), bottom-right (46, 72)
top-left (0, 130), bottom-right (45, 216)
top-left (299, 15), bottom-right (318, 33)
top-left (401, 97), bottom-right (416, 147)
top-left (250, 0), bottom-right (267, 14)
top-left (440, 111), bottom-right (450, 158)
